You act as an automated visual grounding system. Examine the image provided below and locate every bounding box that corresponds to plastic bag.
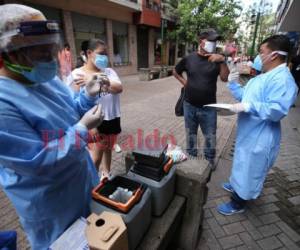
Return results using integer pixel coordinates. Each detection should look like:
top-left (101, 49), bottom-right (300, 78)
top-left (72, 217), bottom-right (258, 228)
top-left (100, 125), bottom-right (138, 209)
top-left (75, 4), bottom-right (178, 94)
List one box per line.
top-left (166, 144), bottom-right (187, 163)
top-left (109, 187), bottom-right (133, 203)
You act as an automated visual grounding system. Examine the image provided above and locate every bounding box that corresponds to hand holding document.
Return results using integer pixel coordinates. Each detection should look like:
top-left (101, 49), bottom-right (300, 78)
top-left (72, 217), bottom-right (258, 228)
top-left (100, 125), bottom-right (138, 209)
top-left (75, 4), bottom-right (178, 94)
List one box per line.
top-left (204, 103), bottom-right (236, 116)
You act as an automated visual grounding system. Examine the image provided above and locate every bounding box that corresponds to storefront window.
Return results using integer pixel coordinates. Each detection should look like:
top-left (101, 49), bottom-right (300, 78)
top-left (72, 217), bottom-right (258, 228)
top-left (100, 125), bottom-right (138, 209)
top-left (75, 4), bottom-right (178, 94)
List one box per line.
top-left (154, 31), bottom-right (162, 65)
top-left (112, 21), bottom-right (129, 66)
top-left (72, 13), bottom-right (106, 55)
top-left (155, 41), bottom-right (161, 65)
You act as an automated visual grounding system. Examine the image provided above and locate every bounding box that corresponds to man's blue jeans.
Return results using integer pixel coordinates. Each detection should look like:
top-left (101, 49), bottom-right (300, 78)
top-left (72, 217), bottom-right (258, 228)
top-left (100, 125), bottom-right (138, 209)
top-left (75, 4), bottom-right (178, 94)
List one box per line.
top-left (183, 100), bottom-right (217, 160)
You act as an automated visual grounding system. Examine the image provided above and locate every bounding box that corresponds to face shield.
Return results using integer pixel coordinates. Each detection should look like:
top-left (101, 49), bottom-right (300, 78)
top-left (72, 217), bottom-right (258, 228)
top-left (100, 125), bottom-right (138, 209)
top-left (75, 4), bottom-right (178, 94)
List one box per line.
top-left (0, 20), bottom-right (62, 61)
top-left (1, 20), bottom-right (63, 83)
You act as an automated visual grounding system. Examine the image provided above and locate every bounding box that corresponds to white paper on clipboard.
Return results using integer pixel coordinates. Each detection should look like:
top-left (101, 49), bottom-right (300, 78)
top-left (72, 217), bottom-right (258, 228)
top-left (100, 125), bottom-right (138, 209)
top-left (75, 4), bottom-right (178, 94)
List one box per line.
top-left (204, 103), bottom-right (236, 116)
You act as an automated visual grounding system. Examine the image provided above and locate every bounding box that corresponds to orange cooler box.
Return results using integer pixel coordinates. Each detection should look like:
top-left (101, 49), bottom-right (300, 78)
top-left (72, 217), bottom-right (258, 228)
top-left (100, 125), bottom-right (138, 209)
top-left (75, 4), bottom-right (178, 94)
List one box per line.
top-left (91, 176), bottom-right (152, 250)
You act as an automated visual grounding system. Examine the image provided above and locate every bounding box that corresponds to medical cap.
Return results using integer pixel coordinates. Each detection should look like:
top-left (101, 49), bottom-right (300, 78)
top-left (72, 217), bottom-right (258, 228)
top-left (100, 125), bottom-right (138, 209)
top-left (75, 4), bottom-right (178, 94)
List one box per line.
top-left (0, 4), bottom-right (60, 52)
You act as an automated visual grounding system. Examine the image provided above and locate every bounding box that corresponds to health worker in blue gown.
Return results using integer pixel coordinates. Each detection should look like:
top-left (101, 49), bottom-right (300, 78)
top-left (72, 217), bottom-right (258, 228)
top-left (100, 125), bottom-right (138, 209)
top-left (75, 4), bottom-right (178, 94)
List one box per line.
top-left (218, 35), bottom-right (298, 216)
top-left (0, 4), bottom-right (106, 249)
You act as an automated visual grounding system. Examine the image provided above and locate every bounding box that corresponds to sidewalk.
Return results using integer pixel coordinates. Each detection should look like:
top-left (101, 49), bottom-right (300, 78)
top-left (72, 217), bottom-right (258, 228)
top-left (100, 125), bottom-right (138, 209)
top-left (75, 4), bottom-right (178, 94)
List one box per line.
top-left (2, 74), bottom-right (299, 250)
top-left (0, 75), bottom-right (236, 249)
top-left (0, 76), bottom-right (300, 250)
top-left (198, 98), bottom-right (300, 249)
top-left (111, 75), bottom-right (236, 176)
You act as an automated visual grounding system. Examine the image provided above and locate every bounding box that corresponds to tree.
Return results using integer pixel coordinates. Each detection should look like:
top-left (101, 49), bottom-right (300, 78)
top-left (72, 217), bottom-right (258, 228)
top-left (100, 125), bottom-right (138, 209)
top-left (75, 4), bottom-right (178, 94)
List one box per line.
top-left (168, 0), bottom-right (242, 44)
top-left (234, 3), bottom-right (257, 55)
top-left (235, 0), bottom-right (275, 56)
top-left (257, 12), bottom-right (276, 44)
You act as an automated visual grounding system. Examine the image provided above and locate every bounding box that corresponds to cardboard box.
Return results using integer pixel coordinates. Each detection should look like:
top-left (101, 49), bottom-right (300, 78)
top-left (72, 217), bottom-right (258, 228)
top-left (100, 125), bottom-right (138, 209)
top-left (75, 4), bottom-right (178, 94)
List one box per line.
top-left (86, 212), bottom-right (128, 250)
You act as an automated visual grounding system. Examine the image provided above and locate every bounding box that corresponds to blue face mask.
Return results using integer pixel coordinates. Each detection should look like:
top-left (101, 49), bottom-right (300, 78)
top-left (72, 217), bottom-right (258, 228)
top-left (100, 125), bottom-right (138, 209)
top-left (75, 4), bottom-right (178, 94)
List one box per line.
top-left (252, 55), bottom-right (262, 73)
top-left (22, 60), bottom-right (58, 83)
top-left (4, 59), bottom-right (58, 84)
top-left (95, 54), bottom-right (108, 70)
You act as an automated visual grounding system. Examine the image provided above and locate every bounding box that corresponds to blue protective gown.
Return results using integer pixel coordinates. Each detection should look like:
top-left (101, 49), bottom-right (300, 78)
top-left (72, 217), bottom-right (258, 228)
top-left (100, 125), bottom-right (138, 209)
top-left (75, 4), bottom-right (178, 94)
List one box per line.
top-left (0, 76), bottom-right (99, 250)
top-left (228, 64), bottom-right (298, 200)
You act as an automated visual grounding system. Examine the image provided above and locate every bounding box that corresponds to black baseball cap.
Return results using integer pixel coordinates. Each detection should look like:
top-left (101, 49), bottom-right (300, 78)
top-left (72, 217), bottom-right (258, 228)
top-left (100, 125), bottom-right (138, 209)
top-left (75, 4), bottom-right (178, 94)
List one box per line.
top-left (198, 28), bottom-right (221, 41)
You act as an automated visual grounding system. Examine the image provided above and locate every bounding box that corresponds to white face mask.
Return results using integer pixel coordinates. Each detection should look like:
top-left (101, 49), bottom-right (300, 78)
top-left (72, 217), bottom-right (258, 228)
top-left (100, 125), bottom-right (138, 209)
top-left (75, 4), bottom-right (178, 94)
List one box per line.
top-left (203, 41), bottom-right (216, 53)
top-left (260, 50), bottom-right (288, 71)
top-left (81, 54), bottom-right (87, 63)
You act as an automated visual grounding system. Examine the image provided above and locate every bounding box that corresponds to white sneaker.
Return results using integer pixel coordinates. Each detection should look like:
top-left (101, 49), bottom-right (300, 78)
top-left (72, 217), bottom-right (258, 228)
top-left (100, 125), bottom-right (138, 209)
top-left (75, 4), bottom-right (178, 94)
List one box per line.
top-left (114, 144), bottom-right (122, 153)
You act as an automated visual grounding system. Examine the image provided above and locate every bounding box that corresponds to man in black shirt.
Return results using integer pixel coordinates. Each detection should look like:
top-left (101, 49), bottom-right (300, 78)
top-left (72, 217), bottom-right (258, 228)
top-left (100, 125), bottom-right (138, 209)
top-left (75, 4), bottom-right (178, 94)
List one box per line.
top-left (173, 28), bottom-right (229, 170)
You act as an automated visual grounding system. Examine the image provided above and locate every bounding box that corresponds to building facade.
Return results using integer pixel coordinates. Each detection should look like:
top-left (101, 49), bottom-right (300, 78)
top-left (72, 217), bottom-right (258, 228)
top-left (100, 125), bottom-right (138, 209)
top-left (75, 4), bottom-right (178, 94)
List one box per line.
top-left (276, 0), bottom-right (300, 53)
top-left (2, 0), bottom-right (178, 76)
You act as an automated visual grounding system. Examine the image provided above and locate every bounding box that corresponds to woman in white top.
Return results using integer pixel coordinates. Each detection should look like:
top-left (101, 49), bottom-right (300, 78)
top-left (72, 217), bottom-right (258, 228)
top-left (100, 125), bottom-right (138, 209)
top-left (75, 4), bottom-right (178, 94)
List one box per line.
top-left (72, 39), bottom-right (122, 179)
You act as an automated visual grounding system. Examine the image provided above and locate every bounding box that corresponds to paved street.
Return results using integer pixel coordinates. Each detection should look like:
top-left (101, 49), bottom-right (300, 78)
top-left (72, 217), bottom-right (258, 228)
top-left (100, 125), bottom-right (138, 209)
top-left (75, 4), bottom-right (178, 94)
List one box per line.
top-left (1, 75), bottom-right (300, 249)
top-left (111, 74), bottom-right (236, 175)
